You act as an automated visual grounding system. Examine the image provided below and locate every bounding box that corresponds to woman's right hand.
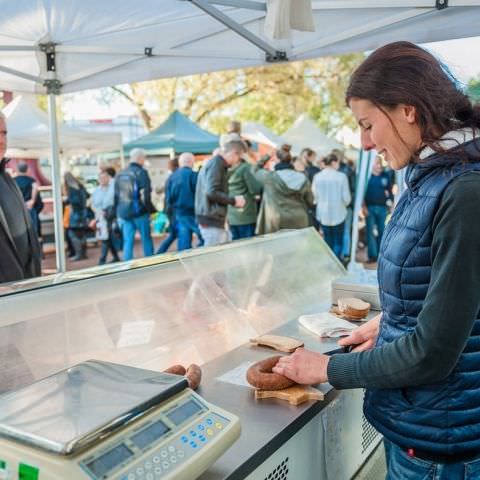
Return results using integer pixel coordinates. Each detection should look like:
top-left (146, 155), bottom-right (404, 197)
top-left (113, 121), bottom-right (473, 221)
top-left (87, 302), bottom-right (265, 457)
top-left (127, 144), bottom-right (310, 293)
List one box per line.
top-left (338, 313), bottom-right (382, 352)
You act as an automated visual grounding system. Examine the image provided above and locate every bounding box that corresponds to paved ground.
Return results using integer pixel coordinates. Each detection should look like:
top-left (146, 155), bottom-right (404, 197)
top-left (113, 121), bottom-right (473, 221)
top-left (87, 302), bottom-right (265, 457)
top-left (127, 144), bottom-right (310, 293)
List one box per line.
top-left (41, 231), bottom-right (376, 275)
top-left (41, 233), bottom-right (172, 274)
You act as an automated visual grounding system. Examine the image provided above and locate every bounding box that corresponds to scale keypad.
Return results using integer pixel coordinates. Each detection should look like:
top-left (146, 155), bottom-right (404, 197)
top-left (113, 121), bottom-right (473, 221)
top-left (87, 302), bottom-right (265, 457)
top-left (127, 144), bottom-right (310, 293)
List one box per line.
top-left (118, 413), bottom-right (228, 479)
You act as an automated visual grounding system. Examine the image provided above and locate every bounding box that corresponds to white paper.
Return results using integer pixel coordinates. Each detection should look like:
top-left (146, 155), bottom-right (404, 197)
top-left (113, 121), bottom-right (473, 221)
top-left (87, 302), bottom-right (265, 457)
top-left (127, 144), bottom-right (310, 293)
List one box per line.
top-left (116, 321), bottom-right (155, 348)
top-left (215, 361), bottom-right (254, 388)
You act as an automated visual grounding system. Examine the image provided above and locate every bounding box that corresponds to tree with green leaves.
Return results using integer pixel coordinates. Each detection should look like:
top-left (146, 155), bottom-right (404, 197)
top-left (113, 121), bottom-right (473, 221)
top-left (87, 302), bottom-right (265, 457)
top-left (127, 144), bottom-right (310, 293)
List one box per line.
top-left (104, 53), bottom-right (364, 137)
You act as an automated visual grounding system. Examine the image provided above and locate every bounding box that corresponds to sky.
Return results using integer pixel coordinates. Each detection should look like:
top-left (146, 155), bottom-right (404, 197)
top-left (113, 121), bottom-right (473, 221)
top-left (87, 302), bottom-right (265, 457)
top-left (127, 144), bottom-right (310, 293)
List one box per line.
top-left (62, 36), bottom-right (480, 121)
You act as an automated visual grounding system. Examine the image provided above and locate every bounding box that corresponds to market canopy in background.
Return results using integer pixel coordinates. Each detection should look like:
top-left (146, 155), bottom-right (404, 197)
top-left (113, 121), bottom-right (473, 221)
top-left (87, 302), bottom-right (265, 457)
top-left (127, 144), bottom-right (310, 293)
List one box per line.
top-left (0, 1), bottom-right (479, 95)
top-left (242, 122), bottom-right (287, 149)
top-left (123, 110), bottom-right (219, 156)
top-left (2, 95), bottom-right (122, 158)
top-left (283, 114), bottom-right (344, 157)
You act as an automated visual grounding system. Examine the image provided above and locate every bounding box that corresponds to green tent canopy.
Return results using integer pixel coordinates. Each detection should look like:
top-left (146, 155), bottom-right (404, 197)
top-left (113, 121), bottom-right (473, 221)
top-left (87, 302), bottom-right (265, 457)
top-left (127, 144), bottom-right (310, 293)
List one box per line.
top-left (124, 110), bottom-right (219, 156)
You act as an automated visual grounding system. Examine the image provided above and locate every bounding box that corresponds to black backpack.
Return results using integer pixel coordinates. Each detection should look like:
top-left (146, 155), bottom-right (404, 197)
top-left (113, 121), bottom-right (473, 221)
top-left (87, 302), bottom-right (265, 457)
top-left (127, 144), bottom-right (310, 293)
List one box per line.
top-left (115, 169), bottom-right (144, 219)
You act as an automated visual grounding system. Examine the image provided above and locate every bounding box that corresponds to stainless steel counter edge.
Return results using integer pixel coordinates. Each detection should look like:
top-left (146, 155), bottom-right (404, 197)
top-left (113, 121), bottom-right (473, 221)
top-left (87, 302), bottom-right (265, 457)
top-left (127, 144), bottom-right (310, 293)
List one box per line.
top-left (198, 316), bottom-right (356, 480)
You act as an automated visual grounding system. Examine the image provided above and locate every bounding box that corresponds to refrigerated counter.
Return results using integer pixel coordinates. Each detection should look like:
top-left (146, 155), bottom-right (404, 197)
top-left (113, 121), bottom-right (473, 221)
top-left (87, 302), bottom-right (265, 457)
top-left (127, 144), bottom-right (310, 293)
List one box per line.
top-left (0, 228), bottom-right (382, 479)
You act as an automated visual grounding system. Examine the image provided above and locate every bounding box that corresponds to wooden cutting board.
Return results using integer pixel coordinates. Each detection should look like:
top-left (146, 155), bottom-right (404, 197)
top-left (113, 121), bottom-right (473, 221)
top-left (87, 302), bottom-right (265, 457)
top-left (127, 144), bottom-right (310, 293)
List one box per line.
top-left (250, 334), bottom-right (304, 353)
top-left (255, 385), bottom-right (324, 406)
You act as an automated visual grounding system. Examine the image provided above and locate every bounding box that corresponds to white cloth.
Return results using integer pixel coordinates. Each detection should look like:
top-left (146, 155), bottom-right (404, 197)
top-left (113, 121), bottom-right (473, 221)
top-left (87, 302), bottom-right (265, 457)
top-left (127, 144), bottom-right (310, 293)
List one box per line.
top-left (312, 168), bottom-right (351, 226)
top-left (299, 312), bottom-right (357, 338)
top-left (264, 0), bottom-right (315, 40)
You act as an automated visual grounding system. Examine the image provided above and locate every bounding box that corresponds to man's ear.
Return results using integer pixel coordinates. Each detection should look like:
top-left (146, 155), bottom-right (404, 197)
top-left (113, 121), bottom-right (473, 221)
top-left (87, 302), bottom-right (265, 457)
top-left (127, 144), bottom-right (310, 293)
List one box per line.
top-left (403, 105), bottom-right (416, 124)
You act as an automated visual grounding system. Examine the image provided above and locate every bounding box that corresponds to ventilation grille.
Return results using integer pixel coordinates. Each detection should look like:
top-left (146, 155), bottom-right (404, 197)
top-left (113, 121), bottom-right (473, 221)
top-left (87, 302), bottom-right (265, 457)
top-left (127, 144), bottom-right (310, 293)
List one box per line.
top-left (361, 415), bottom-right (380, 454)
top-left (264, 456), bottom-right (289, 480)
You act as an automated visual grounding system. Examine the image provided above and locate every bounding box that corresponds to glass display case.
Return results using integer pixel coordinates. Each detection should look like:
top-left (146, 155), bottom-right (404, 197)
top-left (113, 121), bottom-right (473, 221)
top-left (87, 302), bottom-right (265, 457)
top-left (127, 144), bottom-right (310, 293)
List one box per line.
top-left (0, 228), bottom-right (345, 394)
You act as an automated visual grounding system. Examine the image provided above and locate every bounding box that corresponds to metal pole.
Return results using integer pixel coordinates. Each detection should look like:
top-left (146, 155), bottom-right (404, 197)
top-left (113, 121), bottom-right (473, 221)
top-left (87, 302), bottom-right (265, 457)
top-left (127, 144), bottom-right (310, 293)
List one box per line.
top-left (349, 149), bottom-right (372, 269)
top-left (48, 94), bottom-right (67, 273)
top-left (120, 144), bottom-right (126, 168)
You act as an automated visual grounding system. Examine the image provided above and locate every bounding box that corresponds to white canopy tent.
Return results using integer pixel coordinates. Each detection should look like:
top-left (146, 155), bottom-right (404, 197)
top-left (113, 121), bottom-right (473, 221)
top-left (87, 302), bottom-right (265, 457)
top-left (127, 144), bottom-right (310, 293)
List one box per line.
top-left (2, 95), bottom-right (122, 158)
top-left (283, 114), bottom-right (344, 156)
top-left (242, 121), bottom-right (287, 148)
top-left (0, 0), bottom-right (479, 272)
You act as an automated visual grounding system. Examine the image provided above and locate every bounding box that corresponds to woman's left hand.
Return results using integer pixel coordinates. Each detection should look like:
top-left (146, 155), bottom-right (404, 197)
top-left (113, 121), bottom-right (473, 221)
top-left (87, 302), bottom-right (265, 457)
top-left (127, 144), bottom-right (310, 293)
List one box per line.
top-left (272, 348), bottom-right (330, 385)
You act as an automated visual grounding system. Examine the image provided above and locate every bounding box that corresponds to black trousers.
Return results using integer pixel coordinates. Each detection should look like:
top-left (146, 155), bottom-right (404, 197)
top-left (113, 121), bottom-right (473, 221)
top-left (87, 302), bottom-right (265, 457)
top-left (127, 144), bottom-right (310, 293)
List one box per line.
top-left (99, 237), bottom-right (120, 265)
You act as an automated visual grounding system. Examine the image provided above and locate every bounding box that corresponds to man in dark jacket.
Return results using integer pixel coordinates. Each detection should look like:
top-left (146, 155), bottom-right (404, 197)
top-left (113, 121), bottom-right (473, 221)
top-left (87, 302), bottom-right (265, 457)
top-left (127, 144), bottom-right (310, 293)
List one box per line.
top-left (15, 161), bottom-right (43, 241)
top-left (0, 114), bottom-right (41, 283)
top-left (114, 148), bottom-right (155, 261)
top-left (195, 141), bottom-right (246, 246)
top-left (159, 152), bottom-right (203, 252)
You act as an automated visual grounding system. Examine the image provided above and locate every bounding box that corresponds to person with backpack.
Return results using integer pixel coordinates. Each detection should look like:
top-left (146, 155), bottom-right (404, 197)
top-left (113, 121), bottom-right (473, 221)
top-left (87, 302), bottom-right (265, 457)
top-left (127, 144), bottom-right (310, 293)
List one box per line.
top-left (114, 148), bottom-right (155, 261)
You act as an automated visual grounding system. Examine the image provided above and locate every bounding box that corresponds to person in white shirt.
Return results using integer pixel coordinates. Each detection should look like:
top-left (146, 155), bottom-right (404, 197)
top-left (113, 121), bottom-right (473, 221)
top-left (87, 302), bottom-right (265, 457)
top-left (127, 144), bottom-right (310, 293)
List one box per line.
top-left (311, 153), bottom-right (351, 259)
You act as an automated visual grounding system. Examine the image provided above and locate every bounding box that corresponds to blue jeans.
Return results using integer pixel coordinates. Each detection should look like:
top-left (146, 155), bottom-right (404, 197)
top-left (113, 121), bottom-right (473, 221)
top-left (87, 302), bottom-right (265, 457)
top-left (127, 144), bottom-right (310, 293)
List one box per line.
top-left (156, 227), bottom-right (177, 254)
top-left (342, 207), bottom-right (353, 258)
top-left (230, 224), bottom-right (256, 241)
top-left (366, 204), bottom-right (388, 260)
top-left (321, 222), bottom-right (344, 259)
top-left (176, 215), bottom-right (204, 251)
top-left (384, 439), bottom-right (480, 479)
top-left (120, 214), bottom-right (153, 261)
top-left (199, 225), bottom-right (228, 247)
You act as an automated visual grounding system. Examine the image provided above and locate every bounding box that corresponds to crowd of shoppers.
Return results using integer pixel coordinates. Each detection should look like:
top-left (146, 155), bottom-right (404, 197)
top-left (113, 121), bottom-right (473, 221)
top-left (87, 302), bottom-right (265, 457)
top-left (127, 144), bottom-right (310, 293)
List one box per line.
top-left (0, 108), bottom-right (395, 282)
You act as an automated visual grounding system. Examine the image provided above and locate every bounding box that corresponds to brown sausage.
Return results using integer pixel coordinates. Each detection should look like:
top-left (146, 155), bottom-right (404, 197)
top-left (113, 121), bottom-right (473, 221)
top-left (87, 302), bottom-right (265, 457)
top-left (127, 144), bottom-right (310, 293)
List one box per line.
top-left (246, 355), bottom-right (295, 390)
top-left (164, 364), bottom-right (187, 376)
top-left (186, 364), bottom-right (202, 390)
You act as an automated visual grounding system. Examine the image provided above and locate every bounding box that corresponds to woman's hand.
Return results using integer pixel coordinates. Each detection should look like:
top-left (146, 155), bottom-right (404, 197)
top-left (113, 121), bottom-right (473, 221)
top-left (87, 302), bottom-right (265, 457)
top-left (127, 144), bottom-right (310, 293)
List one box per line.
top-left (272, 348), bottom-right (330, 385)
top-left (338, 313), bottom-right (381, 352)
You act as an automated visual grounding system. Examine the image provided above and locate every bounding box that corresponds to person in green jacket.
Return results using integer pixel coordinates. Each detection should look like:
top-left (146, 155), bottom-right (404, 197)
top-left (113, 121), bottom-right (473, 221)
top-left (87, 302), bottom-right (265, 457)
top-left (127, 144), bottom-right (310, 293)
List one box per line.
top-left (227, 152), bottom-right (262, 240)
top-left (254, 145), bottom-right (314, 235)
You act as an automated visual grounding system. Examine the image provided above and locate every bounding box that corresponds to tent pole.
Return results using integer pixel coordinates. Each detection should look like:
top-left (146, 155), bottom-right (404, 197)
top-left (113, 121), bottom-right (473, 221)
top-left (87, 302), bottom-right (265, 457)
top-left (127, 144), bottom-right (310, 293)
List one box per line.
top-left (48, 94), bottom-right (67, 273)
top-left (120, 145), bottom-right (126, 168)
top-left (348, 149), bottom-right (372, 270)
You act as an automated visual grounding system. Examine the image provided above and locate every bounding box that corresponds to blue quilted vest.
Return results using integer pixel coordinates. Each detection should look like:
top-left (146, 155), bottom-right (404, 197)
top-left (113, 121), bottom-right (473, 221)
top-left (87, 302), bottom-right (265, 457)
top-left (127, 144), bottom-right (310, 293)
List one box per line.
top-left (364, 138), bottom-right (480, 455)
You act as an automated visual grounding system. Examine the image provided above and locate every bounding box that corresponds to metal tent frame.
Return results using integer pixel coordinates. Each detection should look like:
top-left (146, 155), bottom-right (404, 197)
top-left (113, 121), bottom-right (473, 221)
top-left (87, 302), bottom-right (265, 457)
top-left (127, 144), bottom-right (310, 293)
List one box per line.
top-left (0, 0), bottom-right (479, 271)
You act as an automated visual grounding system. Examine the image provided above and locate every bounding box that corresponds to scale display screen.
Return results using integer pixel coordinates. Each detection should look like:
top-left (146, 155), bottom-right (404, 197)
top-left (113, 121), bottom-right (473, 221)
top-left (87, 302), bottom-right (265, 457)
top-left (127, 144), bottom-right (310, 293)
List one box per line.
top-left (167, 399), bottom-right (203, 426)
top-left (86, 443), bottom-right (134, 478)
top-left (130, 420), bottom-right (170, 450)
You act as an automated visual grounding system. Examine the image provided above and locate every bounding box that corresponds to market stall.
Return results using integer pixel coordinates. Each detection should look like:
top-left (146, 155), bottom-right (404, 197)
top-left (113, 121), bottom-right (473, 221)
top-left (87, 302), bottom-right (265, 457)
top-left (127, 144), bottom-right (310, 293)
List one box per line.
top-left (123, 110), bottom-right (219, 157)
top-left (0, 229), bottom-right (381, 479)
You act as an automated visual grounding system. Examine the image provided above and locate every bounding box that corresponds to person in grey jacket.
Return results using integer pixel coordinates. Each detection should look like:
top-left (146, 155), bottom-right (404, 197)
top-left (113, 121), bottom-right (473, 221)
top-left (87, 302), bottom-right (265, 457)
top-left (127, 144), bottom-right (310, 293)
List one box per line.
top-left (195, 141), bottom-right (246, 246)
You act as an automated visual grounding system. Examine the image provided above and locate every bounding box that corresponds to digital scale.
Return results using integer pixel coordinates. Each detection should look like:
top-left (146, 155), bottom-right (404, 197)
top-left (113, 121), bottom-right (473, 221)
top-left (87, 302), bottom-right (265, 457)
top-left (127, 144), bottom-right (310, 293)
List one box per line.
top-left (0, 361), bottom-right (241, 480)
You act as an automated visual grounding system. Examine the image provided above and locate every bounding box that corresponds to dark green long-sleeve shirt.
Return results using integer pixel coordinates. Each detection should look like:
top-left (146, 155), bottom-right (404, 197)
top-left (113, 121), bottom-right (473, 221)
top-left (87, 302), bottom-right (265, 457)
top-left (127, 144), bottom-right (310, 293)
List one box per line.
top-left (328, 172), bottom-right (480, 390)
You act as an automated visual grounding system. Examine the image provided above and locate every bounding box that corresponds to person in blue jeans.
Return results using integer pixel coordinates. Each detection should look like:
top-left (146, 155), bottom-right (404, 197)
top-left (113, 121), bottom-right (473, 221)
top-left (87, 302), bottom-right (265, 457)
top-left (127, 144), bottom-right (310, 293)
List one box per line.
top-left (158, 152), bottom-right (203, 253)
top-left (363, 156), bottom-right (393, 262)
top-left (115, 148), bottom-right (155, 261)
top-left (156, 157), bottom-right (179, 254)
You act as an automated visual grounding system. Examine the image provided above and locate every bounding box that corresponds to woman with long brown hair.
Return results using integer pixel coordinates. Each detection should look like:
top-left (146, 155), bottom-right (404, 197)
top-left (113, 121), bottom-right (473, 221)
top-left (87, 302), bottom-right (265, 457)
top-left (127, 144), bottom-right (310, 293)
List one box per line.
top-left (274, 41), bottom-right (480, 479)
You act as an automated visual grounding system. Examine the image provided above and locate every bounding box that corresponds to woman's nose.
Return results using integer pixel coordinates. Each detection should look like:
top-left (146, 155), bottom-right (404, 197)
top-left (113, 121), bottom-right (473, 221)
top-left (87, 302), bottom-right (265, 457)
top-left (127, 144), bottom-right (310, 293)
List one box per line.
top-left (361, 130), bottom-right (375, 151)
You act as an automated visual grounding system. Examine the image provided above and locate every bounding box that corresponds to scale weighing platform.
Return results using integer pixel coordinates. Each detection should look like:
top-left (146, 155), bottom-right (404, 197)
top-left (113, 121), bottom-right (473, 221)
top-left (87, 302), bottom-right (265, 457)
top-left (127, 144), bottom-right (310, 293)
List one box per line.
top-left (0, 361), bottom-right (241, 480)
